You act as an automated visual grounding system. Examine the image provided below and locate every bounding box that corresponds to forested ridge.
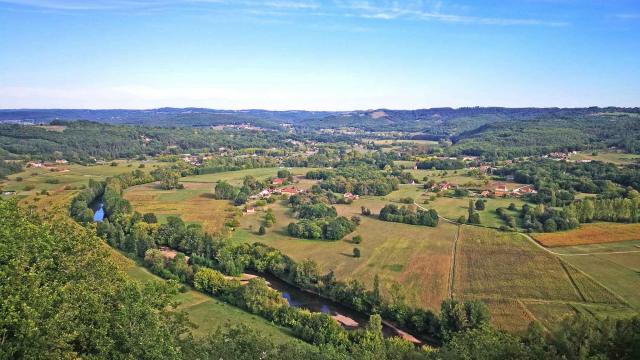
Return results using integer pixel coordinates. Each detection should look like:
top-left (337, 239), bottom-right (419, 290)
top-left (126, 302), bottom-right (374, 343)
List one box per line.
top-left (0, 120), bottom-right (293, 162)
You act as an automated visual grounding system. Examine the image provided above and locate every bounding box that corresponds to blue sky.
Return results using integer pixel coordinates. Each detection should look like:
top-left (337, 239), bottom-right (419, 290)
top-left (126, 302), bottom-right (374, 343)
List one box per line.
top-left (0, 0), bottom-right (639, 110)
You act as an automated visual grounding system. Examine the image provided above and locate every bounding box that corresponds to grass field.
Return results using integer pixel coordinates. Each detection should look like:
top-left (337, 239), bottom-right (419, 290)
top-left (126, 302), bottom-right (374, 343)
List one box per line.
top-left (123, 182), bottom-right (234, 234)
top-left (0, 160), bottom-right (164, 213)
top-left (234, 195), bottom-right (457, 310)
top-left (569, 151), bottom-right (640, 165)
top-left (532, 223), bottom-right (640, 247)
top-left (423, 195), bottom-right (526, 228)
top-left (180, 167), bottom-right (313, 185)
top-left (109, 247), bottom-right (302, 343)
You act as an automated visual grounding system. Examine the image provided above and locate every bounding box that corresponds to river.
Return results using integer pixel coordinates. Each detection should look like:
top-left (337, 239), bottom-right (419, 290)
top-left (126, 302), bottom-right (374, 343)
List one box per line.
top-left (256, 272), bottom-right (423, 344)
top-left (91, 202), bottom-right (105, 222)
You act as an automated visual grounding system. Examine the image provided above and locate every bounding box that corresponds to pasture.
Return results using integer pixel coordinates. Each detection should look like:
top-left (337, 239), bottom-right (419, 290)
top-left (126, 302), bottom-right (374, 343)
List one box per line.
top-left (532, 223), bottom-right (640, 247)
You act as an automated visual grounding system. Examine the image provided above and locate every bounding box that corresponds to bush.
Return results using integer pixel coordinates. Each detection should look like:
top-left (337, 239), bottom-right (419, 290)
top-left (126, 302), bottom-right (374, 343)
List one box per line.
top-left (399, 197), bottom-right (414, 204)
top-left (143, 213), bottom-right (158, 223)
top-left (258, 225), bottom-right (266, 235)
top-left (23, 184), bottom-right (35, 191)
top-left (110, 161), bottom-right (118, 167)
top-left (351, 235), bottom-right (362, 244)
top-left (353, 248), bottom-right (361, 258)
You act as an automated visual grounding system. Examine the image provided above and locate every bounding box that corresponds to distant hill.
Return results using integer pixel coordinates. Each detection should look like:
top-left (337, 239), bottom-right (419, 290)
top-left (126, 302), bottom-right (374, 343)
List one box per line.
top-left (1, 107), bottom-right (638, 136)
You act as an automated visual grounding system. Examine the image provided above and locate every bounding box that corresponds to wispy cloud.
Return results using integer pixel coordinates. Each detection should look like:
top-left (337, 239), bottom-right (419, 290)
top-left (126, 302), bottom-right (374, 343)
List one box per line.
top-left (335, 0), bottom-right (568, 26)
top-left (0, 0), bottom-right (569, 26)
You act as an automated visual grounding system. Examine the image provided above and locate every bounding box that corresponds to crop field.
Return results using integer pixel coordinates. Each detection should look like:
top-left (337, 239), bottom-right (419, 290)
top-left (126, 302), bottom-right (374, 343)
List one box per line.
top-left (532, 223), bottom-right (640, 247)
top-left (234, 195), bottom-right (457, 310)
top-left (453, 226), bottom-right (630, 332)
top-left (561, 251), bottom-right (640, 309)
top-left (109, 248), bottom-right (301, 343)
top-left (123, 182), bottom-right (234, 234)
top-left (180, 167), bottom-right (312, 185)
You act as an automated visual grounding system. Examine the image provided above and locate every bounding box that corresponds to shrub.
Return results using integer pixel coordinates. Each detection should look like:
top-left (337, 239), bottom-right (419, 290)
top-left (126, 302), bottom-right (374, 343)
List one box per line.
top-left (353, 248), bottom-right (361, 258)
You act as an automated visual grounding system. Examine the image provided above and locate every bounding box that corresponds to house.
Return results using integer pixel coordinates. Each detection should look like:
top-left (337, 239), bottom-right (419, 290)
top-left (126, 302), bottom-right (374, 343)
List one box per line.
top-left (279, 187), bottom-right (299, 196)
top-left (494, 184), bottom-right (509, 197)
top-left (55, 159), bottom-right (68, 164)
top-left (480, 190), bottom-right (492, 197)
top-left (512, 185), bottom-right (537, 196)
top-left (27, 162), bottom-right (43, 168)
top-left (2, 191), bottom-right (16, 196)
top-left (432, 181), bottom-right (452, 191)
top-left (244, 207), bottom-right (256, 214)
top-left (344, 192), bottom-right (359, 201)
top-left (259, 189), bottom-right (272, 198)
top-left (271, 177), bottom-right (285, 185)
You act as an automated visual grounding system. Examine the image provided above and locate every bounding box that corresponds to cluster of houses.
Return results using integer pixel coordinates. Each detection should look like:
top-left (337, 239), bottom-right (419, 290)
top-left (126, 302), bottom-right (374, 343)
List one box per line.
top-left (428, 181), bottom-right (453, 191)
top-left (181, 154), bottom-right (213, 167)
top-left (26, 160), bottom-right (69, 171)
top-left (488, 184), bottom-right (537, 198)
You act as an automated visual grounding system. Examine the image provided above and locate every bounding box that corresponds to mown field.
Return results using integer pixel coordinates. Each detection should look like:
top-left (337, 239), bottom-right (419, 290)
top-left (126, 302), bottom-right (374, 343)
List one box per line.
top-left (109, 247), bottom-right (302, 343)
top-left (532, 222), bottom-right (640, 247)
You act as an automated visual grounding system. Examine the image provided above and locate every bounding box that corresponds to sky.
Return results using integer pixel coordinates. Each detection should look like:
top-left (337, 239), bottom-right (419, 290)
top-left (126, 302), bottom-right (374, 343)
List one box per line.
top-left (0, 0), bottom-right (639, 110)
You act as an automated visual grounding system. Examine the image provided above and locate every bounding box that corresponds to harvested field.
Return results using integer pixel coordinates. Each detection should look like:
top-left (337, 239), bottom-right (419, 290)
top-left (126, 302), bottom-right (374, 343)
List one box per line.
top-left (455, 226), bottom-right (581, 301)
top-left (532, 223), bottom-right (640, 247)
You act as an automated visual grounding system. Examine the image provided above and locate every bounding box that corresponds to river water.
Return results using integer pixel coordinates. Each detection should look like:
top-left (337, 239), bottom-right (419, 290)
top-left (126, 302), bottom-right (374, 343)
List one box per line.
top-left (256, 272), bottom-right (417, 341)
top-left (91, 202), bottom-right (105, 222)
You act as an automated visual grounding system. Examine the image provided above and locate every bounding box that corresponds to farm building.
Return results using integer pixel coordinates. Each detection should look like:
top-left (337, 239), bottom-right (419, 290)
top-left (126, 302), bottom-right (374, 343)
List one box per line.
top-left (279, 187), bottom-right (300, 196)
top-left (494, 184), bottom-right (509, 197)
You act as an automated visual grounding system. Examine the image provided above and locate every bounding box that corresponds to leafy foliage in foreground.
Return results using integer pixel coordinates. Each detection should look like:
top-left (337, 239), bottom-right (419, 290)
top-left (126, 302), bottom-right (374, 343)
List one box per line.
top-left (0, 199), bottom-right (193, 359)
